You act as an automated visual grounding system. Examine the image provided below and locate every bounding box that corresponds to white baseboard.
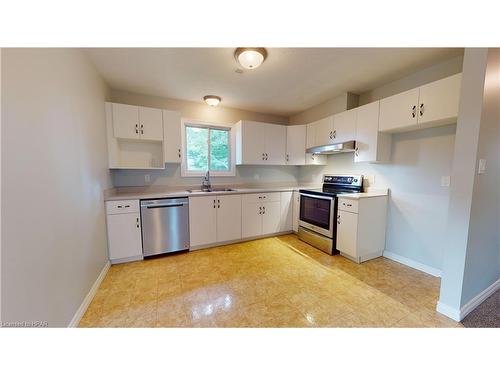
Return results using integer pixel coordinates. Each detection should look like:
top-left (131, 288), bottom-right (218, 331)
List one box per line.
top-left (68, 261), bottom-right (110, 328)
top-left (437, 278), bottom-right (500, 322)
top-left (459, 278), bottom-right (500, 320)
top-left (383, 251), bottom-right (442, 277)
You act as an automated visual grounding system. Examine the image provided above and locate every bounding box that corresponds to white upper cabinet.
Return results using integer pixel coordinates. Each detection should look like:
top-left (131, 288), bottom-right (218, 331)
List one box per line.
top-left (112, 103), bottom-right (140, 140)
top-left (235, 121), bottom-right (286, 165)
top-left (112, 103), bottom-right (163, 141)
top-left (265, 124), bottom-right (287, 165)
top-left (285, 125), bottom-right (306, 165)
top-left (163, 109), bottom-right (182, 163)
top-left (379, 73), bottom-right (462, 133)
top-left (306, 123), bottom-right (316, 149)
top-left (138, 106), bottom-right (163, 141)
top-left (379, 88), bottom-right (420, 132)
top-left (417, 73), bottom-right (462, 128)
top-left (333, 108), bottom-right (357, 143)
top-left (354, 101), bottom-right (391, 163)
top-left (311, 116), bottom-right (334, 147)
top-left (304, 153), bottom-right (327, 165)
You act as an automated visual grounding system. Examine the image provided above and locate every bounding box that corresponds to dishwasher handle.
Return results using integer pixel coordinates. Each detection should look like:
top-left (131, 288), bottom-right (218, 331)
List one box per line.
top-left (145, 203), bottom-right (187, 209)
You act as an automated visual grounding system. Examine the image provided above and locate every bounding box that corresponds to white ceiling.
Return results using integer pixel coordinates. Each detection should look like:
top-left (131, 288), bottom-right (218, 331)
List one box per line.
top-left (85, 48), bottom-right (462, 117)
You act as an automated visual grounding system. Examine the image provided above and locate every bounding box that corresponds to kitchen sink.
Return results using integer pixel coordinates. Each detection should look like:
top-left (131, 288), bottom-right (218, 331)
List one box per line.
top-left (186, 188), bottom-right (237, 193)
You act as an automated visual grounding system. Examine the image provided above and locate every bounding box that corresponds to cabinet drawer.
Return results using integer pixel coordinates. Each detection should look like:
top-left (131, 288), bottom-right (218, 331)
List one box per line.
top-left (106, 200), bottom-right (139, 215)
top-left (242, 192), bottom-right (281, 204)
top-left (338, 198), bottom-right (358, 213)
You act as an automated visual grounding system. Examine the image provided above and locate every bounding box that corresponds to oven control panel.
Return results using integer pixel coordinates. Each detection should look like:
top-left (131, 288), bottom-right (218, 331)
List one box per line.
top-left (323, 175), bottom-right (363, 187)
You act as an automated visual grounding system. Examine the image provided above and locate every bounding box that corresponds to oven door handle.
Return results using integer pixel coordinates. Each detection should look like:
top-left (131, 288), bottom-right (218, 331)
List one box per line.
top-left (299, 193), bottom-right (334, 201)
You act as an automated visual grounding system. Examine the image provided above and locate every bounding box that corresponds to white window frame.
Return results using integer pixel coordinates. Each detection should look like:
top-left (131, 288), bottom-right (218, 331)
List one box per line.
top-left (181, 119), bottom-right (236, 177)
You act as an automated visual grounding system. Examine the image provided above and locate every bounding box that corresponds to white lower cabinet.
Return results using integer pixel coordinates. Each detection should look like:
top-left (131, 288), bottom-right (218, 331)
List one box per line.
top-left (242, 193), bottom-right (284, 239)
top-left (280, 191), bottom-right (293, 232)
top-left (216, 195), bottom-right (242, 242)
top-left (336, 196), bottom-right (388, 263)
top-left (105, 200), bottom-right (143, 263)
top-left (292, 191), bottom-right (300, 232)
top-left (189, 194), bottom-right (242, 248)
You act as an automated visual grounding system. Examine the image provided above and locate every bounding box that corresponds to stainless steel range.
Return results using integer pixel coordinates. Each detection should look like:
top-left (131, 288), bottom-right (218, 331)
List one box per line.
top-left (298, 175), bottom-right (363, 255)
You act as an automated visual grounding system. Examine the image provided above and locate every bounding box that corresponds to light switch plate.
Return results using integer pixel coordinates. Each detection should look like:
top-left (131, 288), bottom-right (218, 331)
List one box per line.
top-left (478, 159), bottom-right (487, 174)
top-left (441, 176), bottom-right (450, 187)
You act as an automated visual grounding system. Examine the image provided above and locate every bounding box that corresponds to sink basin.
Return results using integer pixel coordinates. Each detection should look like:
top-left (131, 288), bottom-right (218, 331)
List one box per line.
top-left (186, 188), bottom-right (236, 193)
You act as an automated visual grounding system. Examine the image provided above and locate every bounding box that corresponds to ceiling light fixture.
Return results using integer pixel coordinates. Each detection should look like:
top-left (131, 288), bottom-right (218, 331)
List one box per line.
top-left (234, 47), bottom-right (267, 70)
top-left (204, 95), bottom-right (221, 107)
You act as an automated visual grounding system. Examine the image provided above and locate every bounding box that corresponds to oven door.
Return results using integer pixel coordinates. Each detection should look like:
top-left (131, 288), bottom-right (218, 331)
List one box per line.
top-left (299, 193), bottom-right (335, 238)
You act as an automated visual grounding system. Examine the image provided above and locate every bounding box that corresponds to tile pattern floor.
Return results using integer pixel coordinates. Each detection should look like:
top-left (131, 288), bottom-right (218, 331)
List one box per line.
top-left (79, 235), bottom-right (463, 328)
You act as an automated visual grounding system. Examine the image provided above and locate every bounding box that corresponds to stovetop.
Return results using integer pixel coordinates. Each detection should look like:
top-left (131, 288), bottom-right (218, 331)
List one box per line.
top-left (299, 174), bottom-right (363, 197)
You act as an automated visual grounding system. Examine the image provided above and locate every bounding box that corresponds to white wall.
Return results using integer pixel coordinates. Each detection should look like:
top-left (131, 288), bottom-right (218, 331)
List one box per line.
top-left (296, 55), bottom-right (463, 273)
top-left (439, 48), bottom-right (500, 317)
top-left (1, 49), bottom-right (111, 327)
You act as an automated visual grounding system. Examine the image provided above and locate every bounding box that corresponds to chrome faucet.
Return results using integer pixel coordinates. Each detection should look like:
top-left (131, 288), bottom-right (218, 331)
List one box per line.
top-left (201, 170), bottom-right (211, 191)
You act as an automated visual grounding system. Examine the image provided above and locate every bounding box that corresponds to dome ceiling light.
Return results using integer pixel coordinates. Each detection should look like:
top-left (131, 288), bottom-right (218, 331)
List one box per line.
top-left (234, 47), bottom-right (267, 70)
top-left (203, 95), bottom-right (221, 107)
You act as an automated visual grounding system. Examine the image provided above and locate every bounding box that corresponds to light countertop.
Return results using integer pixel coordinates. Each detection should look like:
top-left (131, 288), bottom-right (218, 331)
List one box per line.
top-left (338, 189), bottom-right (389, 200)
top-left (104, 183), bottom-right (322, 201)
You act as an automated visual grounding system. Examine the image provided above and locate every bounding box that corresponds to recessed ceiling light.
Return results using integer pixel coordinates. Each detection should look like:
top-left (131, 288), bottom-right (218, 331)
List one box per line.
top-left (234, 48), bottom-right (267, 70)
top-left (203, 95), bottom-right (221, 107)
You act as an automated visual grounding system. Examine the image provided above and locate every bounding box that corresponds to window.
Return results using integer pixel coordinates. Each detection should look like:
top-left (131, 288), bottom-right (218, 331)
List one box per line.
top-left (182, 121), bottom-right (234, 176)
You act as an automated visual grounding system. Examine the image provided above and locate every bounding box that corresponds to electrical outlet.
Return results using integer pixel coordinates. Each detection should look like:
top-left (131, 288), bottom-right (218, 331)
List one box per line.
top-left (478, 159), bottom-right (487, 174)
top-left (145, 174), bottom-right (151, 183)
top-left (441, 176), bottom-right (450, 187)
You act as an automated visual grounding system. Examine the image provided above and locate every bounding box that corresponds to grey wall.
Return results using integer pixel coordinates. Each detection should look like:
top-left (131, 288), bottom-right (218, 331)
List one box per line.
top-left (1, 49), bottom-right (111, 327)
top-left (295, 55), bottom-right (464, 273)
top-left (439, 48), bottom-right (500, 314)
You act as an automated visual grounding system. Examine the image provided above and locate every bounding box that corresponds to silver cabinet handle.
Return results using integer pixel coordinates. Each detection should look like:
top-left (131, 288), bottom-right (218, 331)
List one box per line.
top-left (355, 147), bottom-right (359, 157)
top-left (135, 124), bottom-right (139, 134)
top-left (136, 217), bottom-right (140, 228)
top-left (217, 199), bottom-right (220, 209)
top-left (333, 130), bottom-right (336, 139)
top-left (337, 214), bottom-right (341, 225)
top-left (329, 131), bottom-right (333, 139)
top-left (140, 124), bottom-right (144, 134)
top-left (259, 206), bottom-right (262, 214)
top-left (178, 149), bottom-right (181, 158)
top-left (419, 103), bottom-right (424, 116)
top-left (311, 154), bottom-right (315, 160)
top-left (213, 199), bottom-right (216, 208)
top-left (412, 105), bottom-right (416, 118)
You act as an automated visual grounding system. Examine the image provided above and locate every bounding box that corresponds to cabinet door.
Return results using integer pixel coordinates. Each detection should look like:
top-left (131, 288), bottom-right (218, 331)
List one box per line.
top-left (333, 109), bottom-right (357, 143)
top-left (418, 73), bottom-right (462, 128)
top-left (337, 210), bottom-right (358, 258)
top-left (304, 153), bottom-right (327, 165)
top-left (379, 88), bottom-right (419, 132)
top-left (306, 123), bottom-right (316, 149)
top-left (280, 192), bottom-right (293, 232)
top-left (241, 122), bottom-right (266, 164)
top-left (216, 195), bottom-right (242, 242)
top-left (262, 201), bottom-right (281, 235)
top-left (107, 213), bottom-right (142, 260)
top-left (189, 196), bottom-right (217, 247)
top-left (313, 116), bottom-right (334, 146)
top-left (139, 106), bottom-right (163, 141)
top-left (355, 101), bottom-right (380, 163)
top-left (265, 124), bottom-right (287, 165)
top-left (163, 110), bottom-right (182, 163)
top-left (112, 103), bottom-right (140, 140)
top-left (292, 191), bottom-right (300, 232)
top-left (242, 201), bottom-right (262, 238)
top-left (286, 125), bottom-right (306, 165)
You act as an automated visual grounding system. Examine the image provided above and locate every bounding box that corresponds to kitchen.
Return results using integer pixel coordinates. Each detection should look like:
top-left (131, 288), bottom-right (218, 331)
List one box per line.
top-left (2, 47), bottom-right (499, 332)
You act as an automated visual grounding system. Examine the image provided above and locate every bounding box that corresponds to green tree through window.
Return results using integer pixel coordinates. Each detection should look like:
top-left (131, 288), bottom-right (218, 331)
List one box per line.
top-left (186, 125), bottom-right (230, 172)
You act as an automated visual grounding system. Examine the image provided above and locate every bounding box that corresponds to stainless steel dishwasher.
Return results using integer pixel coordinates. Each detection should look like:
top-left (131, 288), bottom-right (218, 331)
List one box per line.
top-left (140, 197), bottom-right (189, 256)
